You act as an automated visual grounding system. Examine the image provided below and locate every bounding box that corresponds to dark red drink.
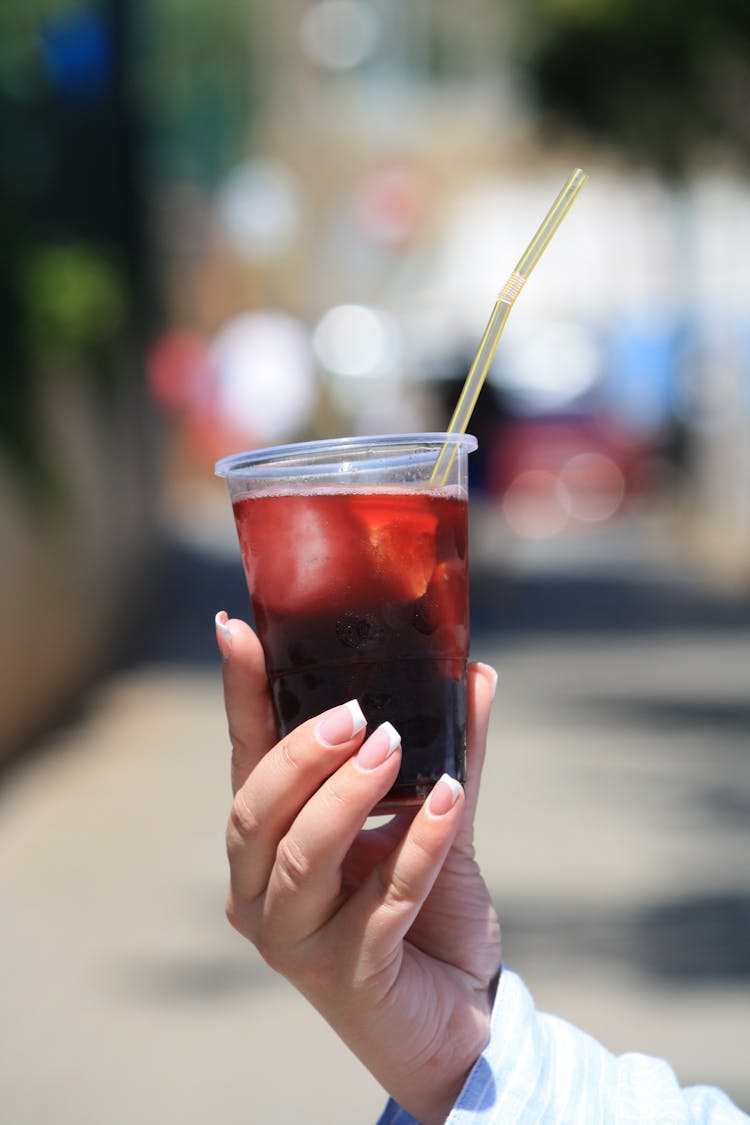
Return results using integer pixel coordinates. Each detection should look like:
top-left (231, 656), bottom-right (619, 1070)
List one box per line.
top-left (232, 487), bottom-right (469, 807)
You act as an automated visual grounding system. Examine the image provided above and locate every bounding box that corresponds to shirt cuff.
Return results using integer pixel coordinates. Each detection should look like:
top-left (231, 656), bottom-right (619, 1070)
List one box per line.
top-left (376, 967), bottom-right (749, 1125)
top-left (375, 968), bottom-right (520, 1125)
top-left (375, 965), bottom-right (609, 1123)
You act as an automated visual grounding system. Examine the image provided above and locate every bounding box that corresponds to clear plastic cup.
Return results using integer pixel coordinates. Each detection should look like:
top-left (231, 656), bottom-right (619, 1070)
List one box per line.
top-left (216, 432), bottom-right (477, 810)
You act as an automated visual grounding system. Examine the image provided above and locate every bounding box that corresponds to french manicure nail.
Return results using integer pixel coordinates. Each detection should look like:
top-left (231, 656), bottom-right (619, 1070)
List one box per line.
top-left (215, 611), bottom-right (232, 661)
top-left (315, 700), bottom-right (367, 747)
top-left (356, 721), bottom-right (401, 770)
top-left (474, 657), bottom-right (499, 693)
top-left (428, 773), bottom-right (463, 816)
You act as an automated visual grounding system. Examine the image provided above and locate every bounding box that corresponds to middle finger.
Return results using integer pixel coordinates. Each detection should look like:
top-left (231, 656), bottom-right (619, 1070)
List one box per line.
top-left (227, 699), bottom-right (367, 903)
top-left (262, 721), bottom-right (403, 946)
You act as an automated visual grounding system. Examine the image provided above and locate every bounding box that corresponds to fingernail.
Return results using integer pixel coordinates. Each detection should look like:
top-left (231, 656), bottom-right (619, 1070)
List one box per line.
top-left (356, 722), bottom-right (401, 770)
top-left (315, 700), bottom-right (366, 747)
top-left (476, 663), bottom-right (498, 699)
top-left (428, 773), bottom-right (463, 816)
top-left (215, 611), bottom-right (232, 662)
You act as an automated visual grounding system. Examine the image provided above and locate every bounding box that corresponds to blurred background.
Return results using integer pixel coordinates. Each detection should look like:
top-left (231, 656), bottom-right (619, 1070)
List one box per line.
top-left (1, 1), bottom-right (749, 1121)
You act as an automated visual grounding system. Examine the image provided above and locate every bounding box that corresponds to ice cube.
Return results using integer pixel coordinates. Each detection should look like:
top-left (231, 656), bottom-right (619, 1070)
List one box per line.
top-left (235, 493), bottom-right (370, 613)
top-left (364, 499), bottom-right (438, 602)
top-left (412, 560), bottom-right (467, 642)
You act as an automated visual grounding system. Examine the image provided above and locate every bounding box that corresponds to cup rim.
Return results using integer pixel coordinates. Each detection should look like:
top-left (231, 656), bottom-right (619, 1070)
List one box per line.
top-left (214, 432), bottom-right (478, 478)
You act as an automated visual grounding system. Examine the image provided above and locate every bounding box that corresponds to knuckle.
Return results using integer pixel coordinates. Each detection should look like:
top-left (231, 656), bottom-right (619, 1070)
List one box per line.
top-left (226, 886), bottom-right (281, 967)
top-left (278, 734), bottom-right (303, 773)
top-left (226, 791), bottom-right (260, 854)
top-left (225, 895), bottom-right (285, 973)
top-left (320, 779), bottom-right (348, 812)
top-left (274, 833), bottom-right (311, 893)
top-left (377, 864), bottom-right (414, 914)
top-left (225, 890), bottom-right (253, 938)
top-left (228, 724), bottom-right (254, 767)
top-left (253, 932), bottom-right (288, 974)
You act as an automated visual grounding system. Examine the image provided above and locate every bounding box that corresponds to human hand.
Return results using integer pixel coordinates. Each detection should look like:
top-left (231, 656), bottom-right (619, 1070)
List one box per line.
top-left (216, 612), bottom-right (501, 1125)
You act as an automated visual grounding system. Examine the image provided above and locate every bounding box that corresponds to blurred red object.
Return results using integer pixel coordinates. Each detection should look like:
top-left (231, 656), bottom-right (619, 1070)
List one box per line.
top-left (487, 413), bottom-right (652, 530)
top-left (353, 163), bottom-right (431, 247)
top-left (146, 330), bottom-right (214, 415)
top-left (489, 416), bottom-right (647, 492)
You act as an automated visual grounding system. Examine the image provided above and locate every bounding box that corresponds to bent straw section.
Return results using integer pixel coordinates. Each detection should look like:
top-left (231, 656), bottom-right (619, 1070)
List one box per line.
top-left (431, 168), bottom-right (588, 486)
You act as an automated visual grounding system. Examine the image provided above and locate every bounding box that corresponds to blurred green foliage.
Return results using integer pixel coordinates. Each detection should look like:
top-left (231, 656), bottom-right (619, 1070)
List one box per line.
top-left (0, 0), bottom-right (67, 90)
top-left (0, 0), bottom-right (139, 496)
top-left (516, 0), bottom-right (750, 175)
top-left (0, 0), bottom-right (259, 494)
top-left (144, 0), bottom-right (258, 184)
top-left (21, 243), bottom-right (127, 364)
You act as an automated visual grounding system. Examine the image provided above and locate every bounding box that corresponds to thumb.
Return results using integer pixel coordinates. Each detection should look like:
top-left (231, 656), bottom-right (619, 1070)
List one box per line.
top-left (215, 612), bottom-right (277, 793)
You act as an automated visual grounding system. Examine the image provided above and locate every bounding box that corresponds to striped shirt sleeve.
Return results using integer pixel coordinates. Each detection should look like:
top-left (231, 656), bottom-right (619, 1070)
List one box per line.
top-left (376, 968), bottom-right (749, 1125)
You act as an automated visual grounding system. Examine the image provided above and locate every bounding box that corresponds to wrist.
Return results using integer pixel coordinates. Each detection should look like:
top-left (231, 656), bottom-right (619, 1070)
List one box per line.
top-left (393, 991), bottom-right (493, 1125)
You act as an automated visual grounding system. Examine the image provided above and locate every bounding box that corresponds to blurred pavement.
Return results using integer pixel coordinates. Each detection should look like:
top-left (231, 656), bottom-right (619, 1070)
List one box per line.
top-left (2, 494), bottom-right (749, 1123)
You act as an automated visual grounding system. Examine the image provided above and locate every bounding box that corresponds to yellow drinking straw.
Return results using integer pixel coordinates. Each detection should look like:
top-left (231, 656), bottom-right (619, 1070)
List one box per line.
top-left (431, 167), bottom-right (589, 484)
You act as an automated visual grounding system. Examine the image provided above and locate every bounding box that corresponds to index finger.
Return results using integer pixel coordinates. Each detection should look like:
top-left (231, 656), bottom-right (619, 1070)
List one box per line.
top-left (215, 612), bottom-right (277, 794)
